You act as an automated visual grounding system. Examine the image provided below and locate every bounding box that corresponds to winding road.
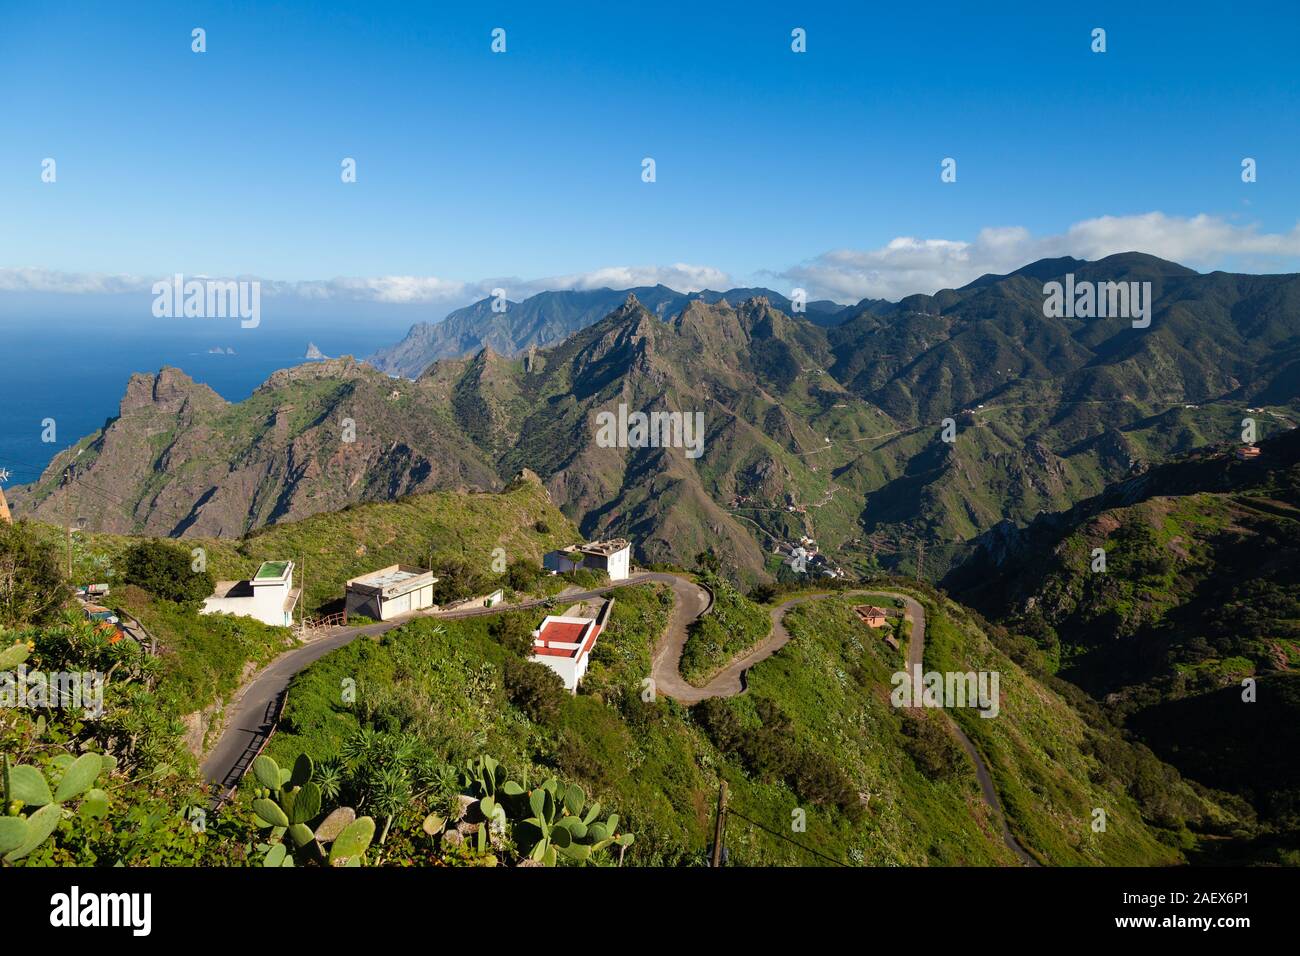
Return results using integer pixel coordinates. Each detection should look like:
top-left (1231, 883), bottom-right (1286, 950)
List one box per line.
top-left (201, 571), bottom-right (1037, 864)
top-left (201, 572), bottom-right (688, 800)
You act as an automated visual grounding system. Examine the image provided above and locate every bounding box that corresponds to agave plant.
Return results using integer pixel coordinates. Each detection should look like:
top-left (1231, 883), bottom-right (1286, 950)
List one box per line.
top-left (369, 764), bottom-right (412, 846)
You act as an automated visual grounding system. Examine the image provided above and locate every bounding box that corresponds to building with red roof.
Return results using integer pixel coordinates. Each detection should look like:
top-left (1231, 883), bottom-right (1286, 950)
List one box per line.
top-left (529, 599), bottom-right (614, 691)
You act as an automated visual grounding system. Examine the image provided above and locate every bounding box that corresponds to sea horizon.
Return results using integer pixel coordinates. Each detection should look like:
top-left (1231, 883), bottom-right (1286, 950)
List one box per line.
top-left (0, 317), bottom-right (402, 486)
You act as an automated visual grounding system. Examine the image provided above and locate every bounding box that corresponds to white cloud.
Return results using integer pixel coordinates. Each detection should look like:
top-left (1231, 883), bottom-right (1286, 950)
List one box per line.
top-left (282, 275), bottom-right (473, 305)
top-left (0, 267), bottom-right (153, 295)
top-left (0, 262), bottom-right (731, 313)
top-left (780, 213), bottom-right (1300, 302)
top-left (8, 214), bottom-right (1300, 313)
top-left (524, 263), bottom-right (732, 294)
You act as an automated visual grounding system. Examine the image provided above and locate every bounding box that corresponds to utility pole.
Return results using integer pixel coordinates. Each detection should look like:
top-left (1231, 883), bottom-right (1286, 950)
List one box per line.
top-left (0, 466), bottom-right (12, 526)
top-left (710, 780), bottom-right (729, 868)
top-left (63, 466), bottom-right (73, 580)
top-left (915, 539), bottom-right (925, 583)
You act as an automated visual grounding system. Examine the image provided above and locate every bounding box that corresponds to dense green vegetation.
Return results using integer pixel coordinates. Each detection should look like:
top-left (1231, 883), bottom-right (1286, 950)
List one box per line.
top-left (20, 481), bottom-right (582, 730)
top-left (116, 584), bottom-right (291, 718)
top-left (0, 520), bottom-right (68, 628)
top-left (953, 433), bottom-right (1300, 861)
top-left (263, 574), bottom-right (1213, 866)
top-left (25, 465), bottom-right (578, 616)
top-left (265, 585), bottom-right (712, 865)
top-left (923, 597), bottom-right (1235, 864)
top-left (2, 436), bottom-right (1286, 867)
top-left (121, 539), bottom-right (215, 605)
top-left (1, 611), bottom-right (250, 867)
top-left (679, 570), bottom-right (771, 685)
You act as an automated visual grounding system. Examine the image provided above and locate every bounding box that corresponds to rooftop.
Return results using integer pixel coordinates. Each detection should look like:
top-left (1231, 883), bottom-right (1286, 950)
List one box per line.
top-left (532, 615), bottom-right (603, 660)
top-left (209, 580), bottom-right (255, 599)
top-left (345, 564), bottom-right (436, 596)
top-left (573, 538), bottom-right (630, 557)
top-left (254, 561), bottom-right (292, 582)
top-left (354, 567), bottom-right (420, 588)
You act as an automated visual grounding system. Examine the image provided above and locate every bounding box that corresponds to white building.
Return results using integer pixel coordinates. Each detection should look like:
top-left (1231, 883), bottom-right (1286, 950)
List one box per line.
top-left (543, 538), bottom-right (631, 581)
top-left (201, 560), bottom-right (300, 628)
top-left (344, 565), bottom-right (439, 622)
top-left (529, 600), bottom-right (613, 692)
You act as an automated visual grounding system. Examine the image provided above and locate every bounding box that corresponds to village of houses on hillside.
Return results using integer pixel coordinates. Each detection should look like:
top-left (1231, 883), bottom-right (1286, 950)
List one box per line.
top-left (0, 462), bottom-right (907, 694)
top-left (188, 537), bottom-right (637, 692)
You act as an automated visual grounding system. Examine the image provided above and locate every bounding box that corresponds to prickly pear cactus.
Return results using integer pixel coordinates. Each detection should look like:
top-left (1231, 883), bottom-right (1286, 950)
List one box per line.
top-left (247, 751), bottom-right (374, 867)
top-left (1, 751), bottom-right (110, 864)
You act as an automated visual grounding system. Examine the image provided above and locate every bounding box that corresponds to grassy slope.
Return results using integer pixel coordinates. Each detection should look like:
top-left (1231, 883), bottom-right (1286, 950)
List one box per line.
top-left (206, 477), bottom-right (577, 613)
top-left (990, 467), bottom-right (1300, 857)
top-left (923, 599), bottom-right (1195, 865)
top-left (267, 584), bottom-right (720, 865)
top-left (31, 478), bottom-right (580, 720)
top-left (265, 580), bottom-right (1201, 866)
top-left (679, 574), bottom-right (770, 686)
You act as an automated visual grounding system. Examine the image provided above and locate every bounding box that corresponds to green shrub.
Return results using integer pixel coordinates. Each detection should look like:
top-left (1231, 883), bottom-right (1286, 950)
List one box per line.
top-left (504, 559), bottom-right (543, 593)
top-left (502, 657), bottom-right (565, 722)
top-left (679, 572), bottom-right (770, 685)
top-left (122, 540), bottom-right (214, 605)
top-left (899, 712), bottom-right (967, 780)
top-left (0, 520), bottom-right (69, 627)
top-left (488, 611), bottom-right (537, 657)
top-left (430, 558), bottom-right (488, 604)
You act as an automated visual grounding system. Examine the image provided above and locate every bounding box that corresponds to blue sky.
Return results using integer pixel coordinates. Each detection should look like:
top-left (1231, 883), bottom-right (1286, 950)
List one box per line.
top-left (2, 0), bottom-right (1299, 308)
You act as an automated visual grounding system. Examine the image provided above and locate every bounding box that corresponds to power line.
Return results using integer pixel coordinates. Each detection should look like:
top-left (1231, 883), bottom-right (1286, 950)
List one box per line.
top-left (717, 796), bottom-right (847, 868)
top-left (724, 806), bottom-right (849, 867)
top-left (1, 448), bottom-right (218, 535)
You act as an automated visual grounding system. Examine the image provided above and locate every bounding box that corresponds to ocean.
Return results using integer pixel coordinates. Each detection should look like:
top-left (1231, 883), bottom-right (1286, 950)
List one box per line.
top-left (0, 317), bottom-right (410, 487)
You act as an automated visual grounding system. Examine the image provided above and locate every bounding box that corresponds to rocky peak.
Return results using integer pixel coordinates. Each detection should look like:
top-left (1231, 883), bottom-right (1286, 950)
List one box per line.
top-left (505, 468), bottom-right (552, 500)
top-left (119, 368), bottom-right (222, 416)
top-left (259, 357), bottom-right (369, 391)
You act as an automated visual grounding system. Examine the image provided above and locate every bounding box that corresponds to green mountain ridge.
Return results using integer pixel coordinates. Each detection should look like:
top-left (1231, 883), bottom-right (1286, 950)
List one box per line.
top-left (12, 253), bottom-right (1300, 584)
top-left (367, 284), bottom-right (850, 377)
top-left (945, 427), bottom-right (1300, 862)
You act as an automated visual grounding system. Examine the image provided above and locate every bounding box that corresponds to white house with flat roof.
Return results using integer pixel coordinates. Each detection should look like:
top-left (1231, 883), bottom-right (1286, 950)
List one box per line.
top-left (201, 560), bottom-right (300, 628)
top-left (529, 600), bottom-right (613, 691)
top-left (543, 538), bottom-right (631, 581)
top-left (344, 564), bottom-right (438, 621)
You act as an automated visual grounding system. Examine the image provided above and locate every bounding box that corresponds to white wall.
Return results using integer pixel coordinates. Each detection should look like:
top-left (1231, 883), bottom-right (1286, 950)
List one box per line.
top-left (534, 654), bottom-right (581, 692)
top-left (605, 549), bottom-right (630, 581)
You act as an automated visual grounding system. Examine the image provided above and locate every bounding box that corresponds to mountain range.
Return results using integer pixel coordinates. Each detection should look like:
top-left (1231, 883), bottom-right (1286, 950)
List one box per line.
top-left (367, 285), bottom-right (854, 376)
top-left (11, 252), bottom-right (1300, 583)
